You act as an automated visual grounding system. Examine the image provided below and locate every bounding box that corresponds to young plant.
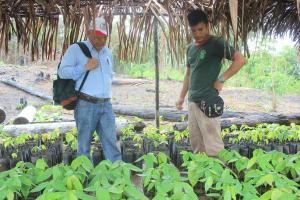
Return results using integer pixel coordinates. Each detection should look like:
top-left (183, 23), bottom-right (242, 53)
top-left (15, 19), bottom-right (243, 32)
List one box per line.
top-left (120, 124), bottom-right (135, 140)
top-left (143, 125), bottom-right (168, 148)
top-left (0, 161), bottom-right (34, 200)
top-left (132, 134), bottom-right (143, 149)
top-left (181, 151), bottom-right (243, 199)
top-left (11, 152), bottom-right (18, 159)
top-left (173, 129), bottom-right (189, 142)
top-left (87, 159), bottom-right (147, 200)
top-left (138, 152), bottom-right (198, 200)
top-left (31, 145), bottom-right (46, 154)
top-left (15, 134), bottom-right (31, 146)
top-left (3, 137), bottom-right (14, 149)
top-left (33, 105), bottom-right (63, 122)
top-left (65, 130), bottom-right (78, 151)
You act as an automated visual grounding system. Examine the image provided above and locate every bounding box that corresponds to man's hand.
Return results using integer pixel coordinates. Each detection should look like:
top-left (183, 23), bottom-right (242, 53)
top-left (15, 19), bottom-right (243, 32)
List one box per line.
top-left (85, 58), bottom-right (99, 70)
top-left (214, 80), bottom-right (224, 92)
top-left (175, 97), bottom-right (185, 110)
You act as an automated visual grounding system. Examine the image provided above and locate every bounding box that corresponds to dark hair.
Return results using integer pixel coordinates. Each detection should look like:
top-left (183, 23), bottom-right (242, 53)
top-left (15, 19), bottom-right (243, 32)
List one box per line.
top-left (187, 9), bottom-right (208, 26)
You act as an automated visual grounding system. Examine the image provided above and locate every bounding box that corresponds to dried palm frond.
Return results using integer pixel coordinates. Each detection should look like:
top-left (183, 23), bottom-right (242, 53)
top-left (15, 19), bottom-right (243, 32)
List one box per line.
top-left (0, 0), bottom-right (299, 64)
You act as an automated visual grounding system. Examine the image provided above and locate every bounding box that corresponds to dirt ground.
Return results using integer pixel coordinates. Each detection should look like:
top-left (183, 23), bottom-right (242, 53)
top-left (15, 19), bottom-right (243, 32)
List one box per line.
top-left (0, 61), bottom-right (300, 124)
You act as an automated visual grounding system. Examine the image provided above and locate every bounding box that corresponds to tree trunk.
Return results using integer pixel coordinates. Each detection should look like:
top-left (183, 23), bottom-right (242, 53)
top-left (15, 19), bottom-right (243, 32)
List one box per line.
top-left (174, 112), bottom-right (300, 131)
top-left (112, 78), bottom-right (150, 85)
top-left (3, 120), bottom-right (145, 137)
top-left (13, 106), bottom-right (37, 124)
top-left (0, 108), bottom-right (5, 123)
top-left (113, 106), bottom-right (300, 125)
top-left (1, 79), bottom-right (52, 102)
top-left (113, 106), bottom-right (188, 122)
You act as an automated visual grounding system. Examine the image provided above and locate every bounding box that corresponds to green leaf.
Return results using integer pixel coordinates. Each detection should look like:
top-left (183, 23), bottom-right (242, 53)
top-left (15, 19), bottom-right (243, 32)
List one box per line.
top-left (96, 188), bottom-right (111, 200)
top-left (153, 193), bottom-right (167, 200)
top-left (108, 185), bottom-right (123, 194)
top-left (36, 159), bottom-right (48, 170)
top-left (75, 191), bottom-right (96, 200)
top-left (125, 163), bottom-right (143, 173)
top-left (144, 172), bottom-right (152, 187)
top-left (20, 185), bottom-right (31, 198)
top-left (36, 168), bottom-right (52, 183)
top-left (294, 165), bottom-right (300, 176)
top-left (0, 171), bottom-right (9, 179)
top-left (157, 152), bottom-right (168, 164)
top-left (171, 192), bottom-right (183, 200)
top-left (82, 158), bottom-right (94, 172)
top-left (275, 162), bottom-right (286, 173)
top-left (148, 182), bottom-right (155, 192)
top-left (137, 154), bottom-right (157, 169)
top-left (66, 176), bottom-right (73, 190)
top-left (11, 177), bottom-right (22, 188)
top-left (71, 175), bottom-right (83, 191)
top-left (271, 189), bottom-right (283, 200)
top-left (67, 190), bottom-right (78, 200)
top-left (188, 168), bottom-right (202, 187)
top-left (124, 186), bottom-right (148, 200)
top-left (7, 190), bottom-right (14, 200)
top-left (52, 179), bottom-right (67, 191)
top-left (224, 190), bottom-right (231, 200)
top-left (31, 182), bottom-right (49, 193)
top-left (157, 181), bottom-right (174, 194)
top-left (260, 190), bottom-right (272, 200)
top-left (36, 192), bottom-right (64, 200)
top-left (20, 176), bottom-right (32, 186)
top-left (205, 176), bottom-right (213, 192)
top-left (247, 157), bottom-right (257, 169)
top-left (71, 156), bottom-right (84, 170)
top-left (206, 193), bottom-right (221, 197)
top-left (52, 166), bottom-right (63, 179)
top-left (235, 157), bottom-right (248, 173)
top-left (256, 174), bottom-right (274, 187)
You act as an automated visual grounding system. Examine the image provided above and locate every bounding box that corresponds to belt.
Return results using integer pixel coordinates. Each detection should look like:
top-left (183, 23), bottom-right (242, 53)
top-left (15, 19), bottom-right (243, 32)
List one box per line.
top-left (78, 92), bottom-right (110, 103)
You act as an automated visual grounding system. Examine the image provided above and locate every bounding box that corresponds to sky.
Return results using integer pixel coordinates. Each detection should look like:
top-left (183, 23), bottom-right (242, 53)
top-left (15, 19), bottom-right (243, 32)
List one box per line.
top-left (247, 33), bottom-right (298, 55)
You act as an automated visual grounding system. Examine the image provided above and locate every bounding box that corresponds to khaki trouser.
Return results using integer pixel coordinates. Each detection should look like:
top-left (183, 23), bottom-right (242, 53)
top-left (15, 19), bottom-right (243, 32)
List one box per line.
top-left (188, 102), bottom-right (224, 157)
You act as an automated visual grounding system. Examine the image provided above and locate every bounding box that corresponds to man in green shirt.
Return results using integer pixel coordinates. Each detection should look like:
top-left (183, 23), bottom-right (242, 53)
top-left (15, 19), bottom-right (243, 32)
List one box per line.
top-left (176, 9), bottom-right (246, 156)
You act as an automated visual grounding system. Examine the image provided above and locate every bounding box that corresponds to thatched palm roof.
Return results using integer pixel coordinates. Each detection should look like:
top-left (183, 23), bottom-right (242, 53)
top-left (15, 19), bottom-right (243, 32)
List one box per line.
top-left (0, 0), bottom-right (299, 62)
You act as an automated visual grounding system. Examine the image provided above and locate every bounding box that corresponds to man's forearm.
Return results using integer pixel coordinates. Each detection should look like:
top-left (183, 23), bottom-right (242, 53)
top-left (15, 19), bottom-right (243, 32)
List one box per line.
top-left (179, 70), bottom-right (190, 99)
top-left (223, 52), bottom-right (246, 81)
top-left (58, 64), bottom-right (86, 81)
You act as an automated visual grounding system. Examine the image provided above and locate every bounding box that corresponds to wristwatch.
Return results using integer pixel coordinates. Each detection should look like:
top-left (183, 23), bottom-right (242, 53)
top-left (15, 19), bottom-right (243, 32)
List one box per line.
top-left (218, 74), bottom-right (226, 83)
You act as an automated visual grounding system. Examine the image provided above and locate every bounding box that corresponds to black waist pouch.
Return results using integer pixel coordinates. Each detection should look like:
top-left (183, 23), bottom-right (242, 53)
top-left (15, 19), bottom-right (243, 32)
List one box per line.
top-left (197, 96), bottom-right (224, 118)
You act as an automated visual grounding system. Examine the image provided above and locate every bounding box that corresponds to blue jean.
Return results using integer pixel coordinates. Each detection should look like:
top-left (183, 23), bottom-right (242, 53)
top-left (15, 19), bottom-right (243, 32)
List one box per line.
top-left (74, 99), bottom-right (122, 162)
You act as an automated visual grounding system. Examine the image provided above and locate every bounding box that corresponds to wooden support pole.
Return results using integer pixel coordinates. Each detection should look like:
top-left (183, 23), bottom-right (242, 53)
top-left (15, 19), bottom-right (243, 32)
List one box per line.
top-left (154, 16), bottom-right (160, 130)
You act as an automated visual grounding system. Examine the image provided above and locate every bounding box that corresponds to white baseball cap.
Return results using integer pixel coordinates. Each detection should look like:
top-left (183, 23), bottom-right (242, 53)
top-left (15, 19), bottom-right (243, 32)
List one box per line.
top-left (88, 17), bottom-right (108, 37)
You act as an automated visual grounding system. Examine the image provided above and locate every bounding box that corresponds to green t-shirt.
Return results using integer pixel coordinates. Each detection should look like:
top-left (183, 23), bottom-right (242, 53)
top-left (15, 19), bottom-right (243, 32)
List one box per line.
top-left (187, 36), bottom-right (235, 103)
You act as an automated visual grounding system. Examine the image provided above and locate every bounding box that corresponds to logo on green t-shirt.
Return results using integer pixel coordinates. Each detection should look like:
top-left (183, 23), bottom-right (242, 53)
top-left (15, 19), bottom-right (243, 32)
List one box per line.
top-left (198, 49), bottom-right (207, 60)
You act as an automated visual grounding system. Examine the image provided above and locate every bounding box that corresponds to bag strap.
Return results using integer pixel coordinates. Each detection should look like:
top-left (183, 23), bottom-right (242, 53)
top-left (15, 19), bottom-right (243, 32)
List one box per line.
top-left (76, 42), bottom-right (92, 94)
top-left (77, 42), bottom-right (92, 58)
